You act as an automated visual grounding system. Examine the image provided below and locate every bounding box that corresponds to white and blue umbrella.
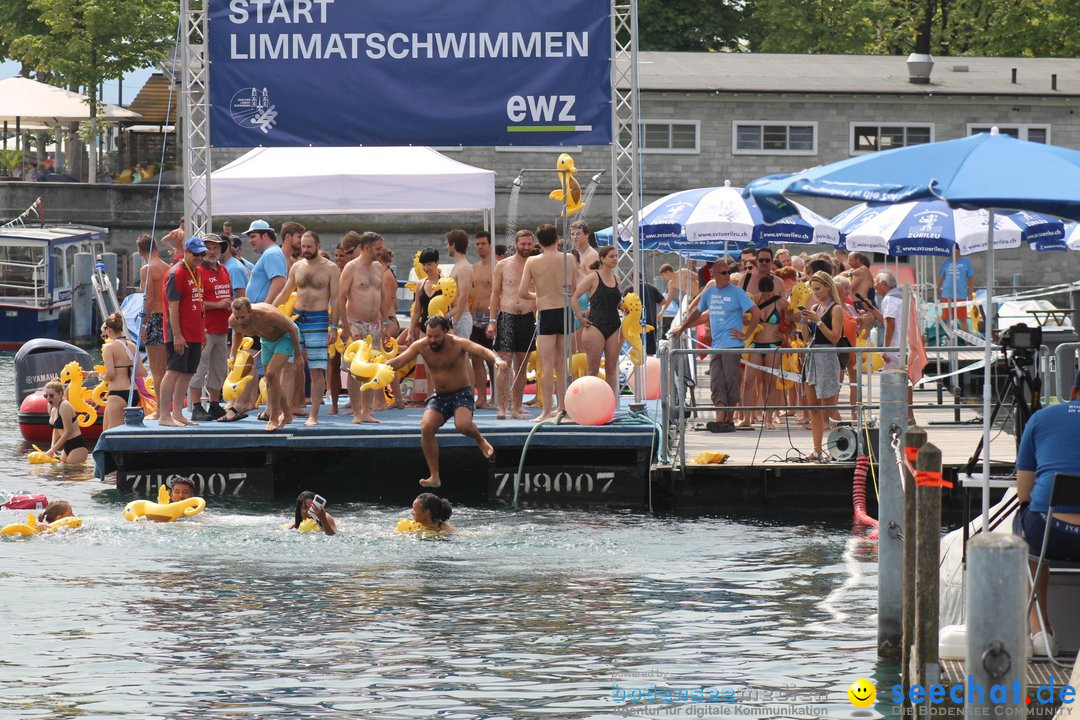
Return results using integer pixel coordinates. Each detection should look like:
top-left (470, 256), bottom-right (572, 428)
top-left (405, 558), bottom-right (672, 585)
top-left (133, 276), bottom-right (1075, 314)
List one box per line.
top-left (833, 200), bottom-right (1067, 256)
top-left (597, 182), bottom-right (840, 256)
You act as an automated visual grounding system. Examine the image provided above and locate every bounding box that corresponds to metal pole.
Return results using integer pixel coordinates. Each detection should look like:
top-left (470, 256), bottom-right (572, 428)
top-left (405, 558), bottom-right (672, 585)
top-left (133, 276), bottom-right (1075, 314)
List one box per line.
top-left (72, 252), bottom-right (94, 344)
top-left (965, 533), bottom-right (1027, 719)
top-left (659, 343), bottom-right (670, 462)
top-left (901, 424), bottom-right (927, 705)
top-left (914, 441), bottom-right (943, 690)
top-left (877, 370), bottom-right (908, 658)
top-left (981, 212), bottom-right (995, 527)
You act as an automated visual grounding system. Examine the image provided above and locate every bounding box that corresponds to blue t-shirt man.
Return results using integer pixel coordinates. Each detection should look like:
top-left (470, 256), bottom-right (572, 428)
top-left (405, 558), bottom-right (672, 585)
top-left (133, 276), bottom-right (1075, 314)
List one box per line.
top-left (938, 257), bottom-right (974, 299)
top-left (1016, 400), bottom-right (1080, 513)
top-left (246, 243), bottom-right (287, 304)
top-left (698, 283), bottom-right (755, 349)
top-left (224, 255), bottom-right (249, 294)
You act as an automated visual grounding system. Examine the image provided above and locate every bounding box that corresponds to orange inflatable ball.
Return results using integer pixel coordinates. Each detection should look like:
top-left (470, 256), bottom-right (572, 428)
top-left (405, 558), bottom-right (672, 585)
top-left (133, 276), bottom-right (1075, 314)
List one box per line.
top-left (627, 356), bottom-right (662, 400)
top-left (564, 376), bottom-right (616, 426)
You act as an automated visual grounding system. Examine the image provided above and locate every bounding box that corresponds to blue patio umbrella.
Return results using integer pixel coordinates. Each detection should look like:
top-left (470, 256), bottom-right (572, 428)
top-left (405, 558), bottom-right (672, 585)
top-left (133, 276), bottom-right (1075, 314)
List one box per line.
top-left (833, 201), bottom-right (1066, 257)
top-left (597, 182), bottom-right (839, 257)
top-left (749, 128), bottom-right (1080, 527)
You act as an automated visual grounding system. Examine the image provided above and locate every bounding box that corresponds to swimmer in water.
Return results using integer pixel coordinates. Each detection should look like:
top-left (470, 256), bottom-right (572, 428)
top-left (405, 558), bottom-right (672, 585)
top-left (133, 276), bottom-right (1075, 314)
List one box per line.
top-left (290, 490), bottom-right (337, 535)
top-left (411, 492), bottom-right (455, 533)
top-left (170, 476), bottom-right (197, 502)
top-left (38, 500), bottom-right (74, 524)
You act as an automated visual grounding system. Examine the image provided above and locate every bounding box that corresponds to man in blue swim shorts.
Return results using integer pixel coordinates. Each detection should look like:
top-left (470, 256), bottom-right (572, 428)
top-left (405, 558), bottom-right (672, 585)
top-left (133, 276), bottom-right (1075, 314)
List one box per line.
top-left (229, 297), bottom-right (302, 432)
top-left (272, 230), bottom-right (340, 425)
top-left (388, 316), bottom-right (507, 489)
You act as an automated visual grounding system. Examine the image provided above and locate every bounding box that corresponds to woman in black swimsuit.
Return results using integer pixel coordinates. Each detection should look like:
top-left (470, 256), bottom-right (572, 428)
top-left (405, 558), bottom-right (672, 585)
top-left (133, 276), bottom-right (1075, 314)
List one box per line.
top-left (743, 276), bottom-right (789, 431)
top-left (572, 246), bottom-right (623, 397)
top-left (408, 247), bottom-right (441, 343)
top-left (42, 379), bottom-right (88, 464)
top-left (101, 311), bottom-right (147, 431)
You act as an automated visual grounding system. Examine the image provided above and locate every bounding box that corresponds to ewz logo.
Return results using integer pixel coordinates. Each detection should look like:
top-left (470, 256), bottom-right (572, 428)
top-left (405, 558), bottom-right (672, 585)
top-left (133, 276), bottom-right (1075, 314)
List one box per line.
top-left (891, 678), bottom-right (1075, 707)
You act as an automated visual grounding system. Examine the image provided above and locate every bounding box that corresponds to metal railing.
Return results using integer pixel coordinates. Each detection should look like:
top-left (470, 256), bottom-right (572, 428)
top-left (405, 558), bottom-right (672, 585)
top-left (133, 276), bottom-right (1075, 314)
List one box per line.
top-left (0, 257), bottom-right (47, 306)
top-left (657, 342), bottom-right (986, 473)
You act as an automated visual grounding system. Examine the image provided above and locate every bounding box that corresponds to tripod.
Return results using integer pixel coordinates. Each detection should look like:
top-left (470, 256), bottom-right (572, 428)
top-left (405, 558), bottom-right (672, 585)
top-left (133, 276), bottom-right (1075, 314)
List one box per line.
top-left (964, 348), bottom-right (1042, 475)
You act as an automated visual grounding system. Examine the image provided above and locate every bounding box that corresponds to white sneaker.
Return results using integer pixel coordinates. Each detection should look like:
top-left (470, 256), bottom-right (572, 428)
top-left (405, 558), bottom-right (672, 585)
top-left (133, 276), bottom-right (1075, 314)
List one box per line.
top-left (1031, 631), bottom-right (1059, 658)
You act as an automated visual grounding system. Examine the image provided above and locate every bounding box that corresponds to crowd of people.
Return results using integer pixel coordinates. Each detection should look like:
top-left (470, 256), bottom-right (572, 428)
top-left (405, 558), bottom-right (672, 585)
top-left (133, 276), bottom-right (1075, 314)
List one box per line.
top-left (669, 247), bottom-right (907, 462)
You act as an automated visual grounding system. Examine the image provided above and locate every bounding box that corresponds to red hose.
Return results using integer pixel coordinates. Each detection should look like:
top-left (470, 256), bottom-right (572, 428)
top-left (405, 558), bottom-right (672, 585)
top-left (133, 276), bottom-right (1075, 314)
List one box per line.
top-left (852, 455), bottom-right (879, 540)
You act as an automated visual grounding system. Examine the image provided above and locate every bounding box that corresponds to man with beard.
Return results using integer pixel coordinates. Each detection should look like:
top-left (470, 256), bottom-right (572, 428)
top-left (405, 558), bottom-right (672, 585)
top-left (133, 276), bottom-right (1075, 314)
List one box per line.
top-left (280, 221), bottom-right (306, 269)
top-left (489, 229), bottom-right (537, 419)
top-left (470, 230), bottom-right (495, 408)
top-left (273, 231), bottom-right (340, 425)
top-left (388, 316), bottom-right (506, 488)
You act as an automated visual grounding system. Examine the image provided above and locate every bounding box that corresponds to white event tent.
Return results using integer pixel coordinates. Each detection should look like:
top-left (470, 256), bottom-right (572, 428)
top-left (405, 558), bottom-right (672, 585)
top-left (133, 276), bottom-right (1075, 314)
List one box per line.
top-left (209, 146), bottom-right (496, 221)
top-left (0, 76), bottom-right (140, 124)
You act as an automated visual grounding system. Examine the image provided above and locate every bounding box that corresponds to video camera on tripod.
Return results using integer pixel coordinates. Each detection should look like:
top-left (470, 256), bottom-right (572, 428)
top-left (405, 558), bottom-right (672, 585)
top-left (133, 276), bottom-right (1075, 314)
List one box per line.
top-left (999, 322), bottom-right (1042, 366)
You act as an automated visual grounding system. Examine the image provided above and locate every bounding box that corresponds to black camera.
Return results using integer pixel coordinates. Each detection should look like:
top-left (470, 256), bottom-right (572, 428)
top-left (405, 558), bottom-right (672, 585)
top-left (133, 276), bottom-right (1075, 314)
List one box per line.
top-left (1000, 323), bottom-right (1041, 352)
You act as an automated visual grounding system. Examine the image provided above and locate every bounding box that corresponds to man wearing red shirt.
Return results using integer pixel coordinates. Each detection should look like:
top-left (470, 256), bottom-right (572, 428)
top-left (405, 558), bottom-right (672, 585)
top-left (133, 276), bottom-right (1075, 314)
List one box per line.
top-left (189, 234), bottom-right (233, 421)
top-left (159, 236), bottom-right (207, 427)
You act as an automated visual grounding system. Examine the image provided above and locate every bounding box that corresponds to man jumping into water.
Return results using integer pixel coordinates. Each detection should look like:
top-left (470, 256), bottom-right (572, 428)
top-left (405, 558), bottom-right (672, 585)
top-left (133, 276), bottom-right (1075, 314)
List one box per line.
top-left (388, 315), bottom-right (506, 488)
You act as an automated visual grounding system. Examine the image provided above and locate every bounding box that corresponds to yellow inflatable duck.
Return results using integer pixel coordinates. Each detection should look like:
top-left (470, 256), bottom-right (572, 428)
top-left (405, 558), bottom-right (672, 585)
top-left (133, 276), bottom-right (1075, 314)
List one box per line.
top-left (857, 330), bottom-right (884, 372)
top-left (327, 327), bottom-right (346, 360)
top-left (395, 518), bottom-right (425, 533)
top-left (620, 292), bottom-right (654, 365)
top-left (777, 335), bottom-right (805, 391)
top-left (277, 291), bottom-right (299, 320)
top-left (548, 152), bottom-right (586, 217)
top-left (426, 276), bottom-right (458, 318)
top-left (342, 335), bottom-right (396, 392)
top-left (1, 512), bottom-right (82, 536)
top-left (59, 361), bottom-right (98, 427)
top-left (223, 337), bottom-right (256, 403)
top-left (789, 281), bottom-right (811, 315)
top-left (123, 484), bottom-right (206, 523)
top-left (28, 444), bottom-right (60, 464)
top-left (404, 251), bottom-right (426, 292)
top-left (692, 451), bottom-right (730, 465)
top-left (297, 517), bottom-right (321, 533)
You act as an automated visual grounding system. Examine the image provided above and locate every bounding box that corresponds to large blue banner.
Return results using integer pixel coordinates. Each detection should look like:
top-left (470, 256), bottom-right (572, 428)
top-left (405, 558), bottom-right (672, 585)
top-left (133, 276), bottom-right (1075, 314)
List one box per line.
top-left (208, 0), bottom-right (612, 148)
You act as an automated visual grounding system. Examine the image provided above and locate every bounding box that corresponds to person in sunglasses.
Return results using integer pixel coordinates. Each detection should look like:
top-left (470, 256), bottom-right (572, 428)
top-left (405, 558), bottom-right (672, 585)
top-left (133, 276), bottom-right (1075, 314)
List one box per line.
top-left (40, 379), bottom-right (88, 464)
top-left (158, 236), bottom-right (207, 427)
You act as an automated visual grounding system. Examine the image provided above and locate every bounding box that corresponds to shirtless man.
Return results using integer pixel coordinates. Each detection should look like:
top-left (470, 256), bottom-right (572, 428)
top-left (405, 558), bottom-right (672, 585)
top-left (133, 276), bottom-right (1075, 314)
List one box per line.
top-left (387, 316), bottom-right (506, 488)
top-left (518, 224), bottom-right (578, 422)
top-left (489, 229), bottom-right (536, 419)
top-left (841, 251), bottom-right (874, 304)
top-left (273, 231), bottom-right (340, 426)
top-left (280, 221), bottom-right (306, 269)
top-left (445, 229), bottom-right (474, 341)
top-left (339, 231), bottom-right (389, 423)
top-left (137, 233), bottom-right (169, 419)
top-left (570, 220), bottom-right (598, 275)
top-left (470, 230), bottom-right (495, 408)
top-left (657, 263), bottom-right (701, 317)
top-left (228, 297), bottom-right (302, 432)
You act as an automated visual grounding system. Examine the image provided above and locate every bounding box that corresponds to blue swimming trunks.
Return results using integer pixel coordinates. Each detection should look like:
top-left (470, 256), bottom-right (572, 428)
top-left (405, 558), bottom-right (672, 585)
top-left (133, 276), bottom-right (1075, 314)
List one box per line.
top-left (295, 309), bottom-right (330, 371)
top-left (261, 325), bottom-right (297, 362)
top-left (425, 386), bottom-right (475, 418)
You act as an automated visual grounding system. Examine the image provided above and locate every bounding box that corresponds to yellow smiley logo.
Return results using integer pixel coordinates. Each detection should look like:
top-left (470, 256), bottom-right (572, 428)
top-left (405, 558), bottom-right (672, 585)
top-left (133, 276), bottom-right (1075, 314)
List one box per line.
top-left (847, 678), bottom-right (876, 708)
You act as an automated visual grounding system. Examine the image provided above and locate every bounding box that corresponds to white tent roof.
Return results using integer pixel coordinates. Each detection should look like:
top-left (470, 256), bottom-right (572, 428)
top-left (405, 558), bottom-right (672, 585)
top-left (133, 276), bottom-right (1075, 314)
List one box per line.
top-left (0, 76), bottom-right (140, 124)
top-left (210, 146), bottom-right (496, 216)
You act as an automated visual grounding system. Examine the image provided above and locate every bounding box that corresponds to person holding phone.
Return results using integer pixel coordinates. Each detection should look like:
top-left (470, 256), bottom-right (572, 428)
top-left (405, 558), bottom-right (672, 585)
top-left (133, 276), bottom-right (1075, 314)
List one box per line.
top-left (290, 491), bottom-right (337, 535)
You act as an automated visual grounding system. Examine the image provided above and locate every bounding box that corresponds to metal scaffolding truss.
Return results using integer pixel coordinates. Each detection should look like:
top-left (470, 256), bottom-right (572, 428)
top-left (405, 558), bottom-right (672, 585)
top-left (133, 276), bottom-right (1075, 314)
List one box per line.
top-left (610, 1), bottom-right (641, 295)
top-left (180, 0), bottom-right (211, 237)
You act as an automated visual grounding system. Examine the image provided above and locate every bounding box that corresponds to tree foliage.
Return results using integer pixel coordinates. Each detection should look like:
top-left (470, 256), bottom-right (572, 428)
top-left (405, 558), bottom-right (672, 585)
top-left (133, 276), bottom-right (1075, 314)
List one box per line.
top-left (3, 0), bottom-right (176, 108)
top-left (637, 0), bottom-right (745, 52)
top-left (742, 0), bottom-right (1080, 57)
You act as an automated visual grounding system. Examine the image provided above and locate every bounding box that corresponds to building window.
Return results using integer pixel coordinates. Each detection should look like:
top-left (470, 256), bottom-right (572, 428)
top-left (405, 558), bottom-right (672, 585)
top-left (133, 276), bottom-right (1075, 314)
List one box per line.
top-left (851, 124), bottom-right (933, 154)
top-left (967, 124), bottom-right (1050, 143)
top-left (619, 120), bottom-right (700, 154)
top-left (732, 122), bottom-right (817, 155)
top-left (494, 145), bottom-right (583, 153)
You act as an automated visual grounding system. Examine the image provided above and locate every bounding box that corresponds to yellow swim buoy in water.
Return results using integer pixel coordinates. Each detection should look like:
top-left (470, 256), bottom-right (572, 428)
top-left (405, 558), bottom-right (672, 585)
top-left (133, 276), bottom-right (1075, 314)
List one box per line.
top-left (28, 444), bottom-right (60, 464)
top-left (297, 517), bottom-right (321, 533)
top-left (123, 484), bottom-right (206, 523)
top-left (1, 512), bottom-right (83, 536)
top-left (395, 518), bottom-right (425, 533)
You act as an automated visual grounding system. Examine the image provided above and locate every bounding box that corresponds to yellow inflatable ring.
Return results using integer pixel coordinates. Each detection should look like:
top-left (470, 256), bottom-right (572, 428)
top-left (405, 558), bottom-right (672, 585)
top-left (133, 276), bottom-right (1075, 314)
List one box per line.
top-left (123, 484), bottom-right (205, 522)
top-left (1, 512), bottom-right (83, 536)
top-left (297, 517), bottom-right (321, 533)
top-left (395, 518), bottom-right (426, 533)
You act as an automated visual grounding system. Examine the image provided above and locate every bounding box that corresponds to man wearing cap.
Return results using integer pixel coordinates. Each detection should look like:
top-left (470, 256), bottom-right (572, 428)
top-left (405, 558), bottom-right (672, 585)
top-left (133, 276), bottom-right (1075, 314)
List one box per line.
top-left (158, 237), bottom-right (207, 427)
top-left (188, 234), bottom-right (233, 421)
top-left (245, 220), bottom-right (287, 305)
